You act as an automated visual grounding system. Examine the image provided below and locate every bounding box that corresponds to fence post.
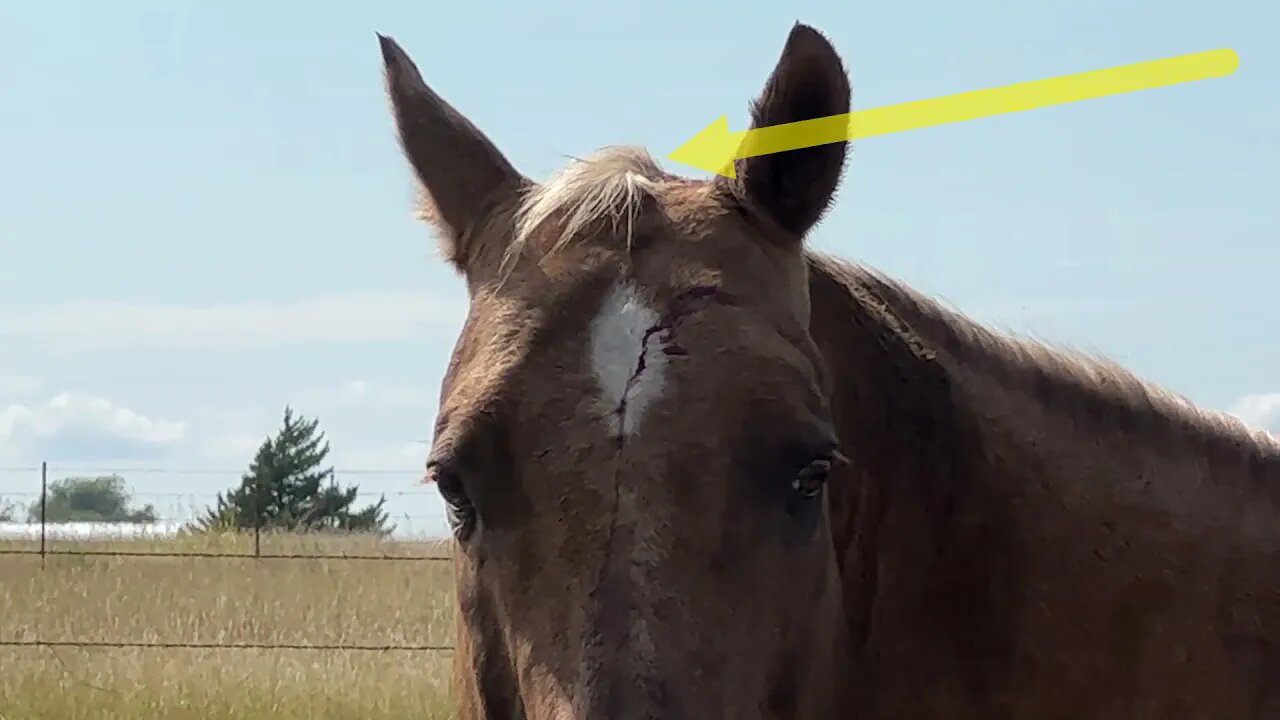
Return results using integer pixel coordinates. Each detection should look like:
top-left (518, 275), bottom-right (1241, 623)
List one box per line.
top-left (39, 461), bottom-right (47, 570)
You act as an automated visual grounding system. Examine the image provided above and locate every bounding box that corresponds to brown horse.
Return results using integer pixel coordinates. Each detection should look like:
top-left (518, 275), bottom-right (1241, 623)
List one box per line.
top-left (377, 22), bottom-right (1280, 720)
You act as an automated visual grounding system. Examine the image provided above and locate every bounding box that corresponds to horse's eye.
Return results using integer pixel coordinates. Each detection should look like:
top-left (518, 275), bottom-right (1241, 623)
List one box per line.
top-left (427, 461), bottom-right (476, 542)
top-left (790, 457), bottom-right (832, 500)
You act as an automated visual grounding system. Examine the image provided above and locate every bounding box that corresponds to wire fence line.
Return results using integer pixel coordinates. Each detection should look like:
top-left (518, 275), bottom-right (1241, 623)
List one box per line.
top-left (0, 547), bottom-right (452, 561)
top-left (1, 488), bottom-right (440, 498)
top-left (0, 639), bottom-right (454, 652)
top-left (0, 465), bottom-right (427, 475)
top-left (1, 462), bottom-right (459, 655)
top-left (1, 462), bottom-right (450, 554)
top-left (0, 460), bottom-right (451, 538)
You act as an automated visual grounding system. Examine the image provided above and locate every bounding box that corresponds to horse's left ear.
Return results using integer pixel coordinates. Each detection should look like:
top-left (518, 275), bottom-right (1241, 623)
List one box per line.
top-left (725, 23), bottom-right (851, 240)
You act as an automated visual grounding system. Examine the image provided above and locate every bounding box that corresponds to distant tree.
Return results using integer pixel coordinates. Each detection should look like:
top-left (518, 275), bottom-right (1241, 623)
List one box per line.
top-left (27, 475), bottom-right (157, 523)
top-left (0, 497), bottom-right (16, 522)
top-left (193, 406), bottom-right (391, 535)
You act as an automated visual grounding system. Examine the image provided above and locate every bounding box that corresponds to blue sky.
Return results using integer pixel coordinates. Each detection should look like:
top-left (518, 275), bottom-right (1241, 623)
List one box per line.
top-left (1, 0), bottom-right (1275, 536)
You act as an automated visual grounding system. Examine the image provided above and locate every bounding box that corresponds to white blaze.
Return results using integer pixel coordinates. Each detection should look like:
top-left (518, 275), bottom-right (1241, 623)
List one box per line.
top-left (586, 279), bottom-right (668, 684)
top-left (588, 281), bottom-right (667, 438)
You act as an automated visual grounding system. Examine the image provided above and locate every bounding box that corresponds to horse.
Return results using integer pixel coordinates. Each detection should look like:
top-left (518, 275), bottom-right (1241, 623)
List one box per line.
top-left (376, 22), bottom-right (1280, 720)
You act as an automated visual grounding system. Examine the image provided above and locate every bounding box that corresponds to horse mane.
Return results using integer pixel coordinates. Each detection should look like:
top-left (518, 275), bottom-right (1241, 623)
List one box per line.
top-left (502, 146), bottom-right (670, 279)
top-left (828, 256), bottom-right (1279, 455)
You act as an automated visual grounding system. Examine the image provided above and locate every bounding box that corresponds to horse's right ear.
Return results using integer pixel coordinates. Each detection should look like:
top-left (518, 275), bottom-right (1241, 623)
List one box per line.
top-left (724, 24), bottom-right (850, 241)
top-left (378, 34), bottom-right (527, 271)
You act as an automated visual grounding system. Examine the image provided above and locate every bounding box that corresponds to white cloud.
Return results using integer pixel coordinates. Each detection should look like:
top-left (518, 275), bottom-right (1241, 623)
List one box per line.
top-left (0, 291), bottom-right (467, 351)
top-left (0, 393), bottom-right (187, 444)
top-left (0, 392), bottom-right (188, 463)
top-left (1228, 393), bottom-right (1280, 434)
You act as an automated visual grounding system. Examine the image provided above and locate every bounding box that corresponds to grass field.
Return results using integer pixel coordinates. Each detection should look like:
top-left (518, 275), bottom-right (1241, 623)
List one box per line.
top-left (0, 531), bottom-right (458, 719)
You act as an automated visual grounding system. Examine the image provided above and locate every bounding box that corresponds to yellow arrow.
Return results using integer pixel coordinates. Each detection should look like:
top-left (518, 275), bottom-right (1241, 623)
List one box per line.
top-left (669, 48), bottom-right (1240, 178)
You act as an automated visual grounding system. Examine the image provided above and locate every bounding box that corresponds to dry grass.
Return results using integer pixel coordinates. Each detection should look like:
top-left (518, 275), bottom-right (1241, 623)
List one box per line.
top-left (0, 531), bottom-right (458, 719)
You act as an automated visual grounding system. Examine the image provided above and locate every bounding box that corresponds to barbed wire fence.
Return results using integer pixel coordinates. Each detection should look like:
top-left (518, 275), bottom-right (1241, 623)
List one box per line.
top-left (0, 461), bottom-right (458, 655)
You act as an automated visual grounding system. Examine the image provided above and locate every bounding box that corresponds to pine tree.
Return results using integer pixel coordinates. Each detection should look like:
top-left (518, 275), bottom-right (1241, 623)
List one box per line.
top-left (194, 406), bottom-right (391, 535)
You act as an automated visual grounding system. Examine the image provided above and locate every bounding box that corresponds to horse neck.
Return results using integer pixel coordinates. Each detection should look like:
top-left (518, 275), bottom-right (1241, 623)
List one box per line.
top-left (804, 251), bottom-right (1280, 714)
top-left (803, 252), bottom-right (978, 654)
